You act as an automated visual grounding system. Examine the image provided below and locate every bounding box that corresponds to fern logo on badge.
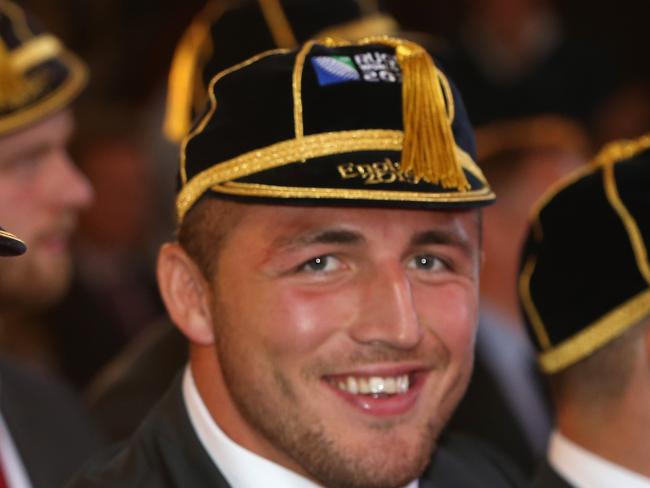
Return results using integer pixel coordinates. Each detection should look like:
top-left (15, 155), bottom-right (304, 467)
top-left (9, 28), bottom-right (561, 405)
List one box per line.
top-left (311, 56), bottom-right (361, 86)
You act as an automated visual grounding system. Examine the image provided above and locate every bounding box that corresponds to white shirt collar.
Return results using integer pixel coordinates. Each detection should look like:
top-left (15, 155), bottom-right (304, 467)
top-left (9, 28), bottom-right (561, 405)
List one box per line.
top-left (0, 375), bottom-right (33, 488)
top-left (182, 367), bottom-right (418, 488)
top-left (548, 430), bottom-right (650, 488)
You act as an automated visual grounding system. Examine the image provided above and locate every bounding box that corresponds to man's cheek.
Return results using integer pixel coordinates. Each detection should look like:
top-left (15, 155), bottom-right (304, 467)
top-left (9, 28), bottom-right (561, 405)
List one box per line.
top-left (417, 286), bottom-right (478, 349)
top-left (259, 287), bottom-right (360, 354)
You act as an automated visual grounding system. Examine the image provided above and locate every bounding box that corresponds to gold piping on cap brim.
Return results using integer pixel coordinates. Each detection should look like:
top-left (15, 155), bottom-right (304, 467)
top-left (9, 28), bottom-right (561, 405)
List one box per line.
top-left (0, 50), bottom-right (87, 135)
top-left (0, 228), bottom-right (23, 243)
top-left (176, 129), bottom-right (489, 222)
top-left (209, 180), bottom-right (494, 202)
top-left (539, 288), bottom-right (650, 373)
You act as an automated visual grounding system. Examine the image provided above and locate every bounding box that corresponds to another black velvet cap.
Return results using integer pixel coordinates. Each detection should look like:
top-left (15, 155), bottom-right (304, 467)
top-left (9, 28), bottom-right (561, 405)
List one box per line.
top-left (176, 37), bottom-right (495, 222)
top-left (164, 0), bottom-right (399, 141)
top-left (0, 227), bottom-right (25, 256)
top-left (0, 0), bottom-right (87, 135)
top-left (518, 134), bottom-right (650, 373)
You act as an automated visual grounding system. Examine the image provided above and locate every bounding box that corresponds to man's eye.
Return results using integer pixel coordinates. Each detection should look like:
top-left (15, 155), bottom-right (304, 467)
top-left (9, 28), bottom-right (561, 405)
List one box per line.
top-left (408, 255), bottom-right (447, 271)
top-left (299, 255), bottom-right (341, 273)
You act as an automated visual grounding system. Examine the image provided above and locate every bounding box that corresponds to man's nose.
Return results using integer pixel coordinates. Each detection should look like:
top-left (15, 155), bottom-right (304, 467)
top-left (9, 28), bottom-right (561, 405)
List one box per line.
top-left (348, 266), bottom-right (422, 350)
top-left (51, 151), bottom-right (94, 209)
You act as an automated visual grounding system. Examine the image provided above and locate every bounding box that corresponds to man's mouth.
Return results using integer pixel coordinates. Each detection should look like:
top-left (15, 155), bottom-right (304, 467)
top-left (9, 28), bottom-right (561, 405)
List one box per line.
top-left (323, 369), bottom-right (425, 416)
top-left (329, 374), bottom-right (410, 396)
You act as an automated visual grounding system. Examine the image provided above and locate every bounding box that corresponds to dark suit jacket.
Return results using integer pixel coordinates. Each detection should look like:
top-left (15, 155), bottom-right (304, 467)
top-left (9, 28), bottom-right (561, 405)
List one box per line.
top-left (532, 461), bottom-right (574, 488)
top-left (69, 374), bottom-right (526, 488)
top-left (448, 316), bottom-right (551, 475)
top-left (0, 358), bottom-right (103, 488)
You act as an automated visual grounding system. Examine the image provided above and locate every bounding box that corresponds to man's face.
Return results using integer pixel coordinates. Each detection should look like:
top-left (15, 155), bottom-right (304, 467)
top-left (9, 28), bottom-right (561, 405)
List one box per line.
top-left (203, 204), bottom-right (480, 487)
top-left (0, 110), bottom-right (93, 307)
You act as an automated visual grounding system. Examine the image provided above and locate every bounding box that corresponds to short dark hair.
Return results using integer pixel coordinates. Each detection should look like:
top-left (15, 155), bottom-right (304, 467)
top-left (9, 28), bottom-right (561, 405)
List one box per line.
top-left (177, 197), bottom-right (245, 280)
top-left (548, 316), bottom-right (650, 409)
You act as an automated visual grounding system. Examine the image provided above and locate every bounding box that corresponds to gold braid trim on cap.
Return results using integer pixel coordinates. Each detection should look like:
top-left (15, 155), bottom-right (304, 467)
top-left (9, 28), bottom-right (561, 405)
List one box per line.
top-left (163, 2), bottom-right (224, 142)
top-left (179, 47), bottom-right (291, 184)
top-left (176, 129), bottom-right (487, 222)
top-left (0, 50), bottom-right (87, 135)
top-left (211, 180), bottom-right (493, 202)
top-left (291, 36), bottom-right (466, 189)
top-left (0, 35), bottom-right (62, 111)
top-left (518, 254), bottom-right (552, 350)
top-left (603, 163), bottom-right (650, 285)
top-left (520, 133), bottom-right (650, 373)
top-left (0, 0), bottom-right (34, 42)
top-left (538, 288), bottom-right (650, 373)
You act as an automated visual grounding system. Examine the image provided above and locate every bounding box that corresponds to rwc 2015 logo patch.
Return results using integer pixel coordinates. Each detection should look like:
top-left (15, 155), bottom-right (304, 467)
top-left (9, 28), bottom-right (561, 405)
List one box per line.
top-left (311, 56), bottom-right (360, 86)
top-left (311, 52), bottom-right (401, 87)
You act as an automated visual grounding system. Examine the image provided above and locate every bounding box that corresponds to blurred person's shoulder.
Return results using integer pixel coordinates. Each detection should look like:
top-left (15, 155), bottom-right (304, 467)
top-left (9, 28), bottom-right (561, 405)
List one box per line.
top-left (0, 356), bottom-right (103, 487)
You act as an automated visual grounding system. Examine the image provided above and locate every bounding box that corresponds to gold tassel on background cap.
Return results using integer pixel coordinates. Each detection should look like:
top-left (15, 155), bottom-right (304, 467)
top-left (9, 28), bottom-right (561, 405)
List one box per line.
top-left (362, 37), bottom-right (469, 190)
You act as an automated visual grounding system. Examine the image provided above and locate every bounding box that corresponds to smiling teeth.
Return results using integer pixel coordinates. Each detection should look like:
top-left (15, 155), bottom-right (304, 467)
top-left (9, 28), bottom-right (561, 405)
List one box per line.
top-left (336, 375), bottom-right (410, 395)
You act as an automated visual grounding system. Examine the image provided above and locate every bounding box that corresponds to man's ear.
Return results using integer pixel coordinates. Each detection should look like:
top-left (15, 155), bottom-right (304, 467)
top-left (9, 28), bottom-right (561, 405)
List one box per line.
top-left (157, 243), bottom-right (215, 345)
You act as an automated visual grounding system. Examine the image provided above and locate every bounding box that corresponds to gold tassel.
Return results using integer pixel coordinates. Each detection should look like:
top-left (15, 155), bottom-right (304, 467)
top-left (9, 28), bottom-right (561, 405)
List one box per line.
top-left (362, 37), bottom-right (469, 190)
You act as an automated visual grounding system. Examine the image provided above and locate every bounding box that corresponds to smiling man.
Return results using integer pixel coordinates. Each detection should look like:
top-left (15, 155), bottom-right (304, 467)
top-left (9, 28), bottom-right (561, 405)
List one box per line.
top-left (0, 0), bottom-right (93, 329)
top-left (69, 38), bottom-right (523, 487)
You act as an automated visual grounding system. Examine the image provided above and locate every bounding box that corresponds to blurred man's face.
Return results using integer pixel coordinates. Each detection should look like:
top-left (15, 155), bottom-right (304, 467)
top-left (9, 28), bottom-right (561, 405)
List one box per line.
top-left (0, 110), bottom-right (93, 307)
top-left (200, 204), bottom-right (480, 487)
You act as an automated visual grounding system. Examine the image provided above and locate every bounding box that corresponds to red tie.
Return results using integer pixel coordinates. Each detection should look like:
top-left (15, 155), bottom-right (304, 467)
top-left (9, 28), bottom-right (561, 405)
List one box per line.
top-left (0, 456), bottom-right (9, 488)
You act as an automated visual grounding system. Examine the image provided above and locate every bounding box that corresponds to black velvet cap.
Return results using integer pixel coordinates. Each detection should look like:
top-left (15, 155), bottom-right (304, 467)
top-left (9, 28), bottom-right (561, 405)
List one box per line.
top-left (0, 227), bottom-right (25, 256)
top-left (518, 134), bottom-right (650, 373)
top-left (0, 0), bottom-right (87, 136)
top-left (176, 37), bottom-right (495, 222)
top-left (165, 0), bottom-right (399, 141)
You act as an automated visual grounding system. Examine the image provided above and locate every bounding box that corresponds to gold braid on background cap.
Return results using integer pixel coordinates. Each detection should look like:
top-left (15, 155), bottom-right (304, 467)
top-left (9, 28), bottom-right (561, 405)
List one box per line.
top-left (0, 34), bottom-right (64, 110)
top-left (520, 133), bottom-right (650, 373)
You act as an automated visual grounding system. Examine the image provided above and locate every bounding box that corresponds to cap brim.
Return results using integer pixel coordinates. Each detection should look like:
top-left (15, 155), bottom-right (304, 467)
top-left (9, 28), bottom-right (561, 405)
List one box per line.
top-left (0, 229), bottom-right (26, 256)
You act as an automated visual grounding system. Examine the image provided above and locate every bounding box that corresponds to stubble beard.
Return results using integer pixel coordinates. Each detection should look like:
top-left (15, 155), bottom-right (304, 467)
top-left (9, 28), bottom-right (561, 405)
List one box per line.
top-left (213, 309), bottom-right (445, 488)
top-left (0, 252), bottom-right (71, 309)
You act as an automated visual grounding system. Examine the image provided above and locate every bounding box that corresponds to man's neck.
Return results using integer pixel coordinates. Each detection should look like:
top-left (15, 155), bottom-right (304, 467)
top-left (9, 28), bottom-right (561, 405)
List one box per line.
top-left (557, 395), bottom-right (650, 478)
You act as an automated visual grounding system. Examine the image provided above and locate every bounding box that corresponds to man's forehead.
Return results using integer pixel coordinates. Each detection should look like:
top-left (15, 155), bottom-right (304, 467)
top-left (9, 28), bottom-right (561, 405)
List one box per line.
top-left (0, 110), bottom-right (74, 157)
top-left (229, 202), bottom-right (480, 243)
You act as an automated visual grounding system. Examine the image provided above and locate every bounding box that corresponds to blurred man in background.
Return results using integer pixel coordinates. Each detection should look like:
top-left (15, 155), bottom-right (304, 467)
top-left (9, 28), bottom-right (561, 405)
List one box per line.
top-left (0, 2), bottom-right (101, 486)
top-left (519, 135), bottom-right (650, 487)
top-left (0, 0), bottom-right (94, 366)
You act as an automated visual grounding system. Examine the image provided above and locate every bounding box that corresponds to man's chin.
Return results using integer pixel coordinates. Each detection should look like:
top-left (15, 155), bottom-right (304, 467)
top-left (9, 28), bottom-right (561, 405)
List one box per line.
top-left (0, 255), bottom-right (72, 308)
